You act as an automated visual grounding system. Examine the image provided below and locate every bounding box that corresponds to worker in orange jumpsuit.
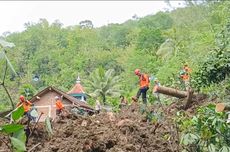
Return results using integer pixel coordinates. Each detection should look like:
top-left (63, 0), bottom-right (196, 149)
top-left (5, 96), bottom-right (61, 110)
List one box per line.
top-left (134, 69), bottom-right (150, 105)
top-left (16, 95), bottom-right (34, 122)
top-left (180, 63), bottom-right (192, 91)
top-left (55, 96), bottom-right (65, 116)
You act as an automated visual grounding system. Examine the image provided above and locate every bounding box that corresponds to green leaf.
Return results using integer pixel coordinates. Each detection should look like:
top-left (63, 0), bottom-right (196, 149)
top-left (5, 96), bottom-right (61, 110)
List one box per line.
top-left (219, 146), bottom-right (230, 152)
top-left (180, 133), bottom-right (199, 146)
top-left (13, 129), bottom-right (26, 143)
top-left (183, 134), bottom-right (189, 145)
top-left (10, 137), bottom-right (26, 152)
top-left (212, 118), bottom-right (217, 126)
top-left (45, 117), bottom-right (53, 136)
top-left (208, 144), bottom-right (216, 152)
top-left (190, 133), bottom-right (199, 141)
top-left (12, 106), bottom-right (24, 121)
top-left (0, 124), bottom-right (24, 134)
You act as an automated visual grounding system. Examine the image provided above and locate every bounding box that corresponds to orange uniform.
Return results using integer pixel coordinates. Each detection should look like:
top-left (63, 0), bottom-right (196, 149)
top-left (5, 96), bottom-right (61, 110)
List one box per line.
top-left (181, 66), bottom-right (192, 81)
top-left (17, 100), bottom-right (32, 112)
top-left (135, 69), bottom-right (149, 104)
top-left (56, 100), bottom-right (64, 110)
top-left (182, 74), bottom-right (189, 81)
top-left (139, 74), bottom-right (150, 88)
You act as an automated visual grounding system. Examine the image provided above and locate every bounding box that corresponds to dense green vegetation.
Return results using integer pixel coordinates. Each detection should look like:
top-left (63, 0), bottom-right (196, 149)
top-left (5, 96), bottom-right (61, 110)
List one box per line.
top-left (177, 104), bottom-right (230, 151)
top-left (0, 1), bottom-right (229, 109)
top-left (0, 106), bottom-right (27, 151)
top-left (0, 1), bottom-right (230, 151)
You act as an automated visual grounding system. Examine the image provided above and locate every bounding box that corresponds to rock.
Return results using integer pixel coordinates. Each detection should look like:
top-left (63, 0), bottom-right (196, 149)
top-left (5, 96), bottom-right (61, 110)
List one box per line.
top-left (116, 119), bottom-right (132, 127)
top-left (125, 144), bottom-right (136, 151)
top-left (81, 120), bottom-right (88, 126)
top-left (107, 112), bottom-right (116, 122)
top-left (50, 145), bottom-right (59, 152)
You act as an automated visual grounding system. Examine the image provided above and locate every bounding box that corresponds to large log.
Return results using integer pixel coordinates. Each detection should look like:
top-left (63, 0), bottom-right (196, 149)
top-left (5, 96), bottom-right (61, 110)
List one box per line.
top-left (155, 86), bottom-right (207, 110)
top-left (184, 88), bottom-right (194, 109)
top-left (156, 86), bottom-right (196, 110)
top-left (156, 86), bottom-right (192, 98)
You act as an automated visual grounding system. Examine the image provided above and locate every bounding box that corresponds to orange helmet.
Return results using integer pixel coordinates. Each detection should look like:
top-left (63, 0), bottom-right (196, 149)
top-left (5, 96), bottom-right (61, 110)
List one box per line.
top-left (19, 95), bottom-right (25, 101)
top-left (134, 69), bottom-right (140, 75)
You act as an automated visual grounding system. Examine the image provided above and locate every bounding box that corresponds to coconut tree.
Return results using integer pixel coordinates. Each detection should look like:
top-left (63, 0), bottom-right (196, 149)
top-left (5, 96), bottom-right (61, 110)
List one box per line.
top-left (85, 67), bottom-right (122, 105)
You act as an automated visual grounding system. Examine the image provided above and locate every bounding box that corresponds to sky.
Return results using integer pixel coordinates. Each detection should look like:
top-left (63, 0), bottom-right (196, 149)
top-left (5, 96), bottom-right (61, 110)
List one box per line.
top-left (0, 1), bottom-right (184, 35)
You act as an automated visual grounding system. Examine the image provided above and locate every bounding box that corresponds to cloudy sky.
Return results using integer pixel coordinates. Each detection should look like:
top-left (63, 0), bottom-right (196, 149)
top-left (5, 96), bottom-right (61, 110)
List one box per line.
top-left (0, 1), bottom-right (184, 35)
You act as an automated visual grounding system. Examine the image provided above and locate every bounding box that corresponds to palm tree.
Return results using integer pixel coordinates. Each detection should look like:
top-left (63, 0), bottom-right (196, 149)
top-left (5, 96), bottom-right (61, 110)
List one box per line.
top-left (85, 67), bottom-right (122, 105)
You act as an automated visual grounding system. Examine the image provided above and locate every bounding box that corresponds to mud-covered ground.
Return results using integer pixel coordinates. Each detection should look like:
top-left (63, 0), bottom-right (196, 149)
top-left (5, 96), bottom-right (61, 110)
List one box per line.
top-left (1, 97), bottom-right (208, 152)
top-left (26, 103), bottom-right (180, 152)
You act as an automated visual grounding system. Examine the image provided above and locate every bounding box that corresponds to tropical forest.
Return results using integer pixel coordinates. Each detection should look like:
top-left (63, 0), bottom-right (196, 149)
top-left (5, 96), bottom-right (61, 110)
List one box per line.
top-left (0, 0), bottom-right (230, 152)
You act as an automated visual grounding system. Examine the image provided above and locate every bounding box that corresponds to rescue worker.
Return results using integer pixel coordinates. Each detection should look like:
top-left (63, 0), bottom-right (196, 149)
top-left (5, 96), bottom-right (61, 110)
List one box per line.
top-left (16, 95), bottom-right (34, 122)
top-left (179, 63), bottom-right (192, 91)
top-left (153, 78), bottom-right (161, 103)
top-left (134, 69), bottom-right (150, 105)
top-left (119, 95), bottom-right (128, 109)
top-left (55, 96), bottom-right (65, 116)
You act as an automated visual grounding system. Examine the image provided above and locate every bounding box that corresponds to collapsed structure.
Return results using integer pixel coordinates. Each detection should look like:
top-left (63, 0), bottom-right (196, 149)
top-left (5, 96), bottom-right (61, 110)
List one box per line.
top-left (31, 86), bottom-right (93, 122)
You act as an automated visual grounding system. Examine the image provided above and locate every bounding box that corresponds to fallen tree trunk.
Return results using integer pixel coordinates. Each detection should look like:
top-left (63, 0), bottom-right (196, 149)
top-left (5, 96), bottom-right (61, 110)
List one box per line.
top-left (184, 88), bottom-right (195, 109)
top-left (156, 86), bottom-right (200, 109)
top-left (156, 86), bottom-right (196, 99)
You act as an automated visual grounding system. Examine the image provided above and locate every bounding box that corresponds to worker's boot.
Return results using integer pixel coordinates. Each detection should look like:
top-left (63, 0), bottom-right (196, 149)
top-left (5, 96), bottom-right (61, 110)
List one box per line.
top-left (24, 127), bottom-right (31, 145)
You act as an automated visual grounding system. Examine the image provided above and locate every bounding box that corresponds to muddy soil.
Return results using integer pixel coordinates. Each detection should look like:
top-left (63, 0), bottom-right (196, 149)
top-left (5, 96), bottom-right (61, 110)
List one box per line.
top-left (25, 104), bottom-right (180, 152)
top-left (1, 98), bottom-right (209, 152)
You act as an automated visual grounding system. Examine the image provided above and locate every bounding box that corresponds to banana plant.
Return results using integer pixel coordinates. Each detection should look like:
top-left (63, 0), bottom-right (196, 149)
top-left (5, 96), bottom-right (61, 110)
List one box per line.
top-left (0, 106), bottom-right (26, 152)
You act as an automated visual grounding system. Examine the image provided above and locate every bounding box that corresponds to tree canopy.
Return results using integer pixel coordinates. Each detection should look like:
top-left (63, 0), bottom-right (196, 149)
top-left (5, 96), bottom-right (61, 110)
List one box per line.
top-left (0, 0), bottom-right (229, 111)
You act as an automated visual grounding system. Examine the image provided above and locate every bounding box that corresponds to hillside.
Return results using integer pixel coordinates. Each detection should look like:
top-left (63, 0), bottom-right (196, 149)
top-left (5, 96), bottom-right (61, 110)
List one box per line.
top-left (0, 1), bottom-right (229, 109)
top-left (0, 1), bottom-right (230, 151)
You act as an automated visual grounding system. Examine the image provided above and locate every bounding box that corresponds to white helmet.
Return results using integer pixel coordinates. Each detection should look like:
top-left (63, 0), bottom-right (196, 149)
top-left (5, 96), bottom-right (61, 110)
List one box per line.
top-left (55, 96), bottom-right (59, 100)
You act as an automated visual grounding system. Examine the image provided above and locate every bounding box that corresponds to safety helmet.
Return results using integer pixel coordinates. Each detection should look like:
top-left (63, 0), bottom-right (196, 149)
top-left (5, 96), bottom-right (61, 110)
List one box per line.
top-left (134, 69), bottom-right (140, 75)
top-left (55, 96), bottom-right (59, 100)
top-left (19, 95), bottom-right (25, 101)
top-left (184, 67), bottom-right (189, 71)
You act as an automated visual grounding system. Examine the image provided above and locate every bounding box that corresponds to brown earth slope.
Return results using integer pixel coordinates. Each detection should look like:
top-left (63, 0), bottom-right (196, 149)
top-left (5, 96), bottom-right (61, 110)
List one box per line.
top-left (26, 104), bottom-right (180, 152)
top-left (1, 96), bottom-right (208, 152)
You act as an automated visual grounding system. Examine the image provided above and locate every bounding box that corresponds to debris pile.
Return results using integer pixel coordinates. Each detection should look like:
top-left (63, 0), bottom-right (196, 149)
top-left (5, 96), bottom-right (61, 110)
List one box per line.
top-left (26, 104), bottom-right (180, 152)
